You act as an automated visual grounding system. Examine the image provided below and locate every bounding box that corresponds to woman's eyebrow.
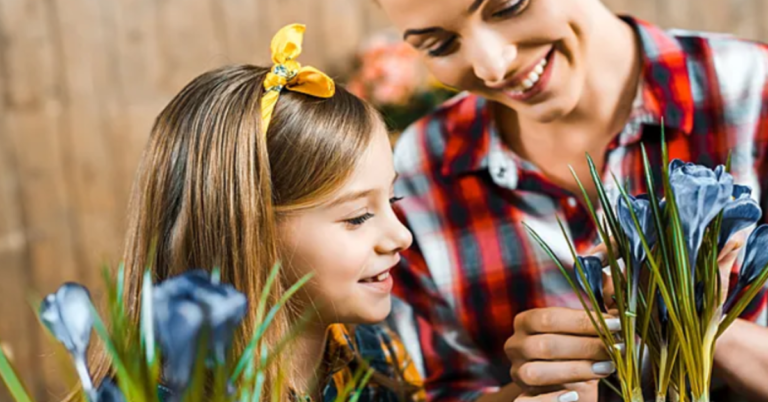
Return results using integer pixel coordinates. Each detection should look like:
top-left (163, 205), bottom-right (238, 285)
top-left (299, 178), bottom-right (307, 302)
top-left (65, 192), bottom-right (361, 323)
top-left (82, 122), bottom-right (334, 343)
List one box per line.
top-left (467, 0), bottom-right (486, 13)
top-left (403, 27), bottom-right (440, 40)
top-left (402, 0), bottom-right (486, 40)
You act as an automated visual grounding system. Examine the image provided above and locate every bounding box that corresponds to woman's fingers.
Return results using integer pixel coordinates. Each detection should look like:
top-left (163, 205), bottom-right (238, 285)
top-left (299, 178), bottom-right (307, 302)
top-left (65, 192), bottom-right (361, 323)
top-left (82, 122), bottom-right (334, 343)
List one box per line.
top-left (515, 381), bottom-right (599, 402)
top-left (515, 390), bottom-right (580, 402)
top-left (513, 308), bottom-right (620, 336)
top-left (514, 360), bottom-right (615, 387)
top-left (514, 333), bottom-right (615, 361)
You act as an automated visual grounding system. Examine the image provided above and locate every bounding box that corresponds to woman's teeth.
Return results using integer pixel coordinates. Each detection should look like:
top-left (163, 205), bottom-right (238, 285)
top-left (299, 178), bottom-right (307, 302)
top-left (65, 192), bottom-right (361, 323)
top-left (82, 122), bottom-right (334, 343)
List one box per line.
top-left (509, 56), bottom-right (548, 95)
top-left (361, 271), bottom-right (390, 283)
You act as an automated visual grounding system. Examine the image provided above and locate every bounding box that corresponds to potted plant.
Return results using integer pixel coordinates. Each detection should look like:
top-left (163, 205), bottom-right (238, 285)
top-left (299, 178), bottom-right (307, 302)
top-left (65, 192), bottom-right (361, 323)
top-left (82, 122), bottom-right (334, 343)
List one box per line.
top-left (525, 131), bottom-right (768, 402)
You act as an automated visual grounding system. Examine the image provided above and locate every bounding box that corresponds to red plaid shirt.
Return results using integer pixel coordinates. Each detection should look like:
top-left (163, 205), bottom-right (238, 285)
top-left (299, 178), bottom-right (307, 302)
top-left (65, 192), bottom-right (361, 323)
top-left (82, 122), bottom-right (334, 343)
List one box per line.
top-left (390, 17), bottom-right (768, 402)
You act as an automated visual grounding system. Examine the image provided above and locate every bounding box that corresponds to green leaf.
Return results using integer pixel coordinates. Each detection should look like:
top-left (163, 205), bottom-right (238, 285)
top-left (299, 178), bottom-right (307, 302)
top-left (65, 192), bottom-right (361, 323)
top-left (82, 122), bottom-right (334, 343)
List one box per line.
top-left (232, 271), bottom-right (314, 383)
top-left (0, 343), bottom-right (34, 402)
top-left (348, 368), bottom-right (375, 402)
top-left (117, 262), bottom-right (125, 316)
top-left (719, 262), bottom-right (768, 335)
top-left (141, 270), bottom-right (156, 366)
top-left (89, 302), bottom-right (138, 399)
top-left (211, 267), bottom-right (221, 285)
top-left (523, 222), bottom-right (615, 348)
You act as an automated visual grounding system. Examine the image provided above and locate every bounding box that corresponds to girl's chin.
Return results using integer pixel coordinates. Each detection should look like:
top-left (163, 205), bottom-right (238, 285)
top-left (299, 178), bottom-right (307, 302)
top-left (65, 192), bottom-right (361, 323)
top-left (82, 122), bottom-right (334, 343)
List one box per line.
top-left (350, 300), bottom-right (392, 325)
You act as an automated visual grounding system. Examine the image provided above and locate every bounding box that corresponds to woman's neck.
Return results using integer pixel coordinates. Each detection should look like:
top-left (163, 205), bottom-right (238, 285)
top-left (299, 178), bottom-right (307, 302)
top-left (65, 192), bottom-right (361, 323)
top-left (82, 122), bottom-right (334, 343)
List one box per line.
top-left (566, 12), bottom-right (642, 139)
top-left (493, 9), bottom-right (641, 199)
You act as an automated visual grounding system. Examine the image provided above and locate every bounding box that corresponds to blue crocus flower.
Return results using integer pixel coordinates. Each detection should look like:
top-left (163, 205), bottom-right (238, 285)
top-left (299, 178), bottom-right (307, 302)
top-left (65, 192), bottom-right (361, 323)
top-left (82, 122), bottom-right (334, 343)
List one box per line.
top-left (718, 184), bottom-right (762, 251)
top-left (39, 283), bottom-right (96, 400)
top-left (153, 296), bottom-right (205, 398)
top-left (576, 256), bottom-right (606, 312)
top-left (725, 224), bottom-right (768, 312)
top-left (668, 159), bottom-right (734, 271)
top-left (152, 270), bottom-right (248, 397)
top-left (96, 379), bottom-right (125, 402)
top-left (617, 194), bottom-right (658, 267)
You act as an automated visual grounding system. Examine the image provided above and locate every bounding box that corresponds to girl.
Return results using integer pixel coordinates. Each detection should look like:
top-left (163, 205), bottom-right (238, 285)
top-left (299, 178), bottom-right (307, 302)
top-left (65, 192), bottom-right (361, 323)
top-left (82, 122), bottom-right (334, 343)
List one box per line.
top-left (93, 24), bottom-right (424, 401)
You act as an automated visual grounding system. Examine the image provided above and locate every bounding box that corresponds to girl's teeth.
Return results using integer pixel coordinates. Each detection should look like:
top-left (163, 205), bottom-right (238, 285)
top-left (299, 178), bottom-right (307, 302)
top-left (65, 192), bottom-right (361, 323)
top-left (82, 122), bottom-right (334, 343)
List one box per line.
top-left (362, 271), bottom-right (390, 283)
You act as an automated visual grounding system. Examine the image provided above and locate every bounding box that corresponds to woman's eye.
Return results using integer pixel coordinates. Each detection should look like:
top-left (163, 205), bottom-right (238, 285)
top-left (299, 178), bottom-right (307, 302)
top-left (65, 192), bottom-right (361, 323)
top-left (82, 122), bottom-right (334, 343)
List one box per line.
top-left (389, 196), bottom-right (404, 204)
top-left (345, 212), bottom-right (374, 227)
top-left (493, 0), bottom-right (529, 18)
top-left (427, 36), bottom-right (457, 57)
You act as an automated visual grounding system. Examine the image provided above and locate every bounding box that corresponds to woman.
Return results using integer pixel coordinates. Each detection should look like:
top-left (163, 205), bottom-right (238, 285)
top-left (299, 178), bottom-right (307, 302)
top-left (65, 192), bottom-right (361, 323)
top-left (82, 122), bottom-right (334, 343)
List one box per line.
top-left (374, 0), bottom-right (768, 401)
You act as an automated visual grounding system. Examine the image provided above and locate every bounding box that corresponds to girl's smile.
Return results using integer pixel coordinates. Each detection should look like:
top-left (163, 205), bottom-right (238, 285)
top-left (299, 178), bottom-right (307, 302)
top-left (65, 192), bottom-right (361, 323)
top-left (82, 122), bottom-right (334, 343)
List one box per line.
top-left (357, 256), bottom-right (400, 294)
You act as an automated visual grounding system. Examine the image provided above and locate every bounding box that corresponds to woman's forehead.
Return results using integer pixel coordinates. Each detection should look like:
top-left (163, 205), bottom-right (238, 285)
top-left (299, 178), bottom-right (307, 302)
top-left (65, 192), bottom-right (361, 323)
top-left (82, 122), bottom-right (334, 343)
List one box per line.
top-left (378, 0), bottom-right (475, 30)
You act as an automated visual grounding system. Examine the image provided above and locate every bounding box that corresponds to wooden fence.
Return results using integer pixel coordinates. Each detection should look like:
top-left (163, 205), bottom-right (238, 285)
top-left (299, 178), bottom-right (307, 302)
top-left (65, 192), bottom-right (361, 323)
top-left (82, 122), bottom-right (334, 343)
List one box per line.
top-left (1, 0), bottom-right (768, 400)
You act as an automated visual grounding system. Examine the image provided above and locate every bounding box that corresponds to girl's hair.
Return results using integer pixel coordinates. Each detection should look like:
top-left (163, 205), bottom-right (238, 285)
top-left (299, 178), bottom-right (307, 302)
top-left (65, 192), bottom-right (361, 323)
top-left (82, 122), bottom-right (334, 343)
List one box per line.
top-left (88, 64), bottom-right (378, 398)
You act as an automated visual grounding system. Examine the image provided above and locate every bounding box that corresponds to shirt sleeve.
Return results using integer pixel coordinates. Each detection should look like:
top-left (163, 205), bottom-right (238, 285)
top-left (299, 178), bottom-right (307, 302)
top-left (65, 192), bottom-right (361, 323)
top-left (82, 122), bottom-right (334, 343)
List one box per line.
top-left (389, 238), bottom-right (502, 402)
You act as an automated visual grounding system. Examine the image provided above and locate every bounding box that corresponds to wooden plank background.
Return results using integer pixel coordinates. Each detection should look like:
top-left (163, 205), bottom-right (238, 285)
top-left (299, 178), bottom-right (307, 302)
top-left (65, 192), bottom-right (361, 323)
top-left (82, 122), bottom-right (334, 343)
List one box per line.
top-left (1, 0), bottom-right (767, 400)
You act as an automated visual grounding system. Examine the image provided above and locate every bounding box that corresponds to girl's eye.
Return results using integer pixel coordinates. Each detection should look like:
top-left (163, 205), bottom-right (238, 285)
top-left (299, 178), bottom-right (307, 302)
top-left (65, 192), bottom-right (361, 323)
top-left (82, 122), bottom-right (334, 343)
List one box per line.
top-left (427, 36), bottom-right (457, 57)
top-left (345, 212), bottom-right (374, 227)
top-left (389, 196), bottom-right (404, 204)
top-left (493, 0), bottom-right (530, 18)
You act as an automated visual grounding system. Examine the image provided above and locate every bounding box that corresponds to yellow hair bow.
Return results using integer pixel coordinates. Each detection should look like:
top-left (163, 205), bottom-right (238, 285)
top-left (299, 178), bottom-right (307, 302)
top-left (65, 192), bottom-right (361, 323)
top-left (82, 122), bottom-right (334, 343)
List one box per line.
top-left (261, 24), bottom-right (336, 135)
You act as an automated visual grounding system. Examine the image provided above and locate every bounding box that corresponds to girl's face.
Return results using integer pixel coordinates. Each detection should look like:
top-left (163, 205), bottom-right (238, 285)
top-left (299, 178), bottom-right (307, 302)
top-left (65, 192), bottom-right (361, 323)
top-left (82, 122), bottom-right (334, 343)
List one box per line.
top-left (377, 0), bottom-right (596, 122)
top-left (278, 122), bottom-right (412, 325)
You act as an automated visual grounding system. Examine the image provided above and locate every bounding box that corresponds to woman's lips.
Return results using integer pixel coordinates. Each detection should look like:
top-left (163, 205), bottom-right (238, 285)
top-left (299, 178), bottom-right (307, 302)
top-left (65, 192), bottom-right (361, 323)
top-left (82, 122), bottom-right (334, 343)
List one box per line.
top-left (501, 48), bottom-right (556, 102)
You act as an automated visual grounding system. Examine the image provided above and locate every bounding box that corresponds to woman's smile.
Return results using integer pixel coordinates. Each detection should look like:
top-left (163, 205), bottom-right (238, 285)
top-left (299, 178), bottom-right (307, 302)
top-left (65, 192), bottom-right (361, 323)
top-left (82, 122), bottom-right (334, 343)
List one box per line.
top-left (499, 46), bottom-right (556, 102)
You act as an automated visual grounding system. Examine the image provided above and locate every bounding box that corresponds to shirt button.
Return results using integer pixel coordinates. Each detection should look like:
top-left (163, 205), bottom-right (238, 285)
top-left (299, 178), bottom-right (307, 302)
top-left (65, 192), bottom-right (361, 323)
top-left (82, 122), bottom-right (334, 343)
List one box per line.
top-left (497, 166), bottom-right (507, 179)
top-left (567, 197), bottom-right (578, 208)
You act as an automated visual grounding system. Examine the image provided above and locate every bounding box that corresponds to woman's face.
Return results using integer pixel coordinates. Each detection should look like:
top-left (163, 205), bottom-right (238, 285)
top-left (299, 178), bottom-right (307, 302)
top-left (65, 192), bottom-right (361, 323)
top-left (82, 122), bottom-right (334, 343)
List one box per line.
top-left (277, 121), bottom-right (412, 325)
top-left (377, 0), bottom-right (597, 122)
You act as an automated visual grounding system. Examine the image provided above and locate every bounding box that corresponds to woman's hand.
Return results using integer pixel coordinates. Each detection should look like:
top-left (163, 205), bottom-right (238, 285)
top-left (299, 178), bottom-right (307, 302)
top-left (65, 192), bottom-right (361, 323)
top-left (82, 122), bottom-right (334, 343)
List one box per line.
top-left (503, 307), bottom-right (620, 401)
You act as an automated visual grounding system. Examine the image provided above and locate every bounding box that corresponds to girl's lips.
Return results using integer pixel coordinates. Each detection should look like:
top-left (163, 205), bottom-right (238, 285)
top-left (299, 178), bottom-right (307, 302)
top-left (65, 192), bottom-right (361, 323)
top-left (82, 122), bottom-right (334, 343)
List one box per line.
top-left (358, 272), bottom-right (394, 294)
top-left (358, 256), bottom-right (400, 294)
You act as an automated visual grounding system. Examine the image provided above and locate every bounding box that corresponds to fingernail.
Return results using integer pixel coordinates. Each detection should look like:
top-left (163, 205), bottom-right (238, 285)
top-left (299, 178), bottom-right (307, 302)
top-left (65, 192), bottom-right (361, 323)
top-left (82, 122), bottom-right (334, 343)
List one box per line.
top-left (602, 266), bottom-right (612, 276)
top-left (592, 361), bottom-right (616, 375)
top-left (558, 391), bottom-right (579, 402)
top-left (605, 318), bottom-right (622, 332)
top-left (613, 343), bottom-right (626, 354)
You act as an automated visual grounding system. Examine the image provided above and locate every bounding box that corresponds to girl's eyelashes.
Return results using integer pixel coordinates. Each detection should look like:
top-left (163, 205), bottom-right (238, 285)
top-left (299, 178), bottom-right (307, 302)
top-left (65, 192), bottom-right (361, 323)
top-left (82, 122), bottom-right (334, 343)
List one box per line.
top-left (389, 196), bottom-right (404, 204)
top-left (345, 212), bottom-right (374, 227)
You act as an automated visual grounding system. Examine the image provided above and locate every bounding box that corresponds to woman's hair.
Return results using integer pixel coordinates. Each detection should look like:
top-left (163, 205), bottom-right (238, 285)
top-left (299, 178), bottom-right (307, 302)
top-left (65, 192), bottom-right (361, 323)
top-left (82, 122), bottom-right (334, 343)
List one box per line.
top-left (87, 64), bottom-right (378, 398)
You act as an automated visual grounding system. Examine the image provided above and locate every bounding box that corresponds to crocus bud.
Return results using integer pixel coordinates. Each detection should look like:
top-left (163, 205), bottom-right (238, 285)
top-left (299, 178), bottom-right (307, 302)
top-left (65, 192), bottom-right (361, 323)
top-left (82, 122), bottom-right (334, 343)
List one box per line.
top-left (39, 283), bottom-right (96, 399)
top-left (576, 256), bottom-right (606, 312)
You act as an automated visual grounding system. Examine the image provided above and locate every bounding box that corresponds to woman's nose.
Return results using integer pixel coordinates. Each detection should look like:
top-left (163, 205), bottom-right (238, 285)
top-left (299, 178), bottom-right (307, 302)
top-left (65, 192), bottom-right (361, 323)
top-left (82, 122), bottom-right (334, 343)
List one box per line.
top-left (469, 29), bottom-right (518, 86)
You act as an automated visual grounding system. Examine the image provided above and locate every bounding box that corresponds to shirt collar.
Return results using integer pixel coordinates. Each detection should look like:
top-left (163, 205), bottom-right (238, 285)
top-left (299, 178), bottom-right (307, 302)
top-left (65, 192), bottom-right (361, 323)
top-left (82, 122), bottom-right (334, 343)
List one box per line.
top-left (323, 324), bottom-right (356, 376)
top-left (441, 16), bottom-right (695, 178)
